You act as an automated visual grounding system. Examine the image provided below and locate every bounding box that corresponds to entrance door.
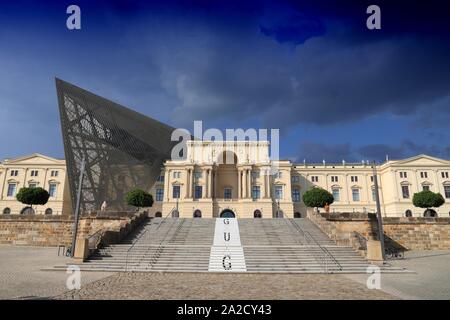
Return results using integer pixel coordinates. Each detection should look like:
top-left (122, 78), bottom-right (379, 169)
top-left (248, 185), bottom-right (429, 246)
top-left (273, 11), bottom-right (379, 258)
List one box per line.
top-left (220, 209), bottom-right (235, 218)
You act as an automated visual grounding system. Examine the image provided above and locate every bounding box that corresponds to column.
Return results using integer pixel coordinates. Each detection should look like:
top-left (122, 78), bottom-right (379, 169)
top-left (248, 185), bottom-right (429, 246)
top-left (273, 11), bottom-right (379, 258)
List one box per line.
top-left (242, 169), bottom-right (247, 198)
top-left (237, 169), bottom-right (242, 199)
top-left (164, 170), bottom-right (170, 201)
top-left (247, 169), bottom-right (251, 198)
top-left (202, 168), bottom-right (207, 198)
top-left (185, 169), bottom-right (190, 199)
top-left (261, 169), bottom-right (265, 200)
top-left (208, 169), bottom-right (212, 198)
top-left (189, 168), bottom-right (194, 198)
top-left (214, 170), bottom-right (217, 198)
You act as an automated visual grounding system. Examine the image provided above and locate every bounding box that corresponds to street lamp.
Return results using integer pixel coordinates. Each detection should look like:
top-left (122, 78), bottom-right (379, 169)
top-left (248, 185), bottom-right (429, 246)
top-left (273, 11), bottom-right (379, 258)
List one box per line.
top-left (372, 160), bottom-right (386, 261)
top-left (69, 155), bottom-right (86, 257)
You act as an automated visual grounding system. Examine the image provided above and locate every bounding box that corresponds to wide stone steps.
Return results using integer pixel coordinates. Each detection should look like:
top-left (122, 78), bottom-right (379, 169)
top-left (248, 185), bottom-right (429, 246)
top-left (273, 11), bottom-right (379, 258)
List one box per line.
top-left (51, 218), bottom-right (409, 274)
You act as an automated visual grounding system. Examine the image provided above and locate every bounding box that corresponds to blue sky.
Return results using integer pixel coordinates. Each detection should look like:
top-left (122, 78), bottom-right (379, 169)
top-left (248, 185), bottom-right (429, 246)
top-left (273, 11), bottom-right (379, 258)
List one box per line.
top-left (0, 0), bottom-right (449, 163)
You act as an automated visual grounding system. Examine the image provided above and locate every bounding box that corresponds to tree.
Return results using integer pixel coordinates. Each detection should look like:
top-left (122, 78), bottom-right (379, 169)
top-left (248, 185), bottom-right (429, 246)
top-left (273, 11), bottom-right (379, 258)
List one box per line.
top-left (16, 187), bottom-right (50, 211)
top-left (125, 189), bottom-right (154, 210)
top-left (302, 187), bottom-right (334, 210)
top-left (412, 190), bottom-right (445, 217)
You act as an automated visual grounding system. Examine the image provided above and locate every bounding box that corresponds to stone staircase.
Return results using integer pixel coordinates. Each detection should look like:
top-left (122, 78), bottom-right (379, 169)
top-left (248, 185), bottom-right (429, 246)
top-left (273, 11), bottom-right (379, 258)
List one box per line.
top-left (52, 217), bottom-right (408, 273)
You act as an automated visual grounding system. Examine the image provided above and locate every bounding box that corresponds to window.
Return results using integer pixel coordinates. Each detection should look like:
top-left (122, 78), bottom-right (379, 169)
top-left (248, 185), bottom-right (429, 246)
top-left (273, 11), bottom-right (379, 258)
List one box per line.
top-left (195, 186), bottom-right (203, 199)
top-left (254, 210), bottom-right (262, 218)
top-left (400, 172), bottom-right (407, 179)
top-left (156, 188), bottom-right (164, 201)
top-left (352, 188), bottom-right (360, 202)
top-left (45, 208), bottom-right (53, 215)
top-left (49, 183), bottom-right (57, 197)
top-left (7, 183), bottom-right (16, 197)
top-left (331, 176), bottom-right (338, 183)
top-left (420, 172), bottom-right (428, 179)
top-left (405, 210), bottom-right (412, 217)
top-left (29, 183), bottom-right (37, 188)
top-left (172, 171), bottom-right (181, 179)
top-left (10, 170), bottom-right (18, 177)
top-left (442, 172), bottom-right (449, 179)
top-left (351, 176), bottom-right (358, 183)
top-left (370, 175), bottom-right (374, 182)
top-left (291, 175), bottom-right (300, 183)
top-left (332, 188), bottom-right (340, 202)
top-left (3, 208), bottom-right (11, 215)
top-left (224, 188), bottom-right (232, 199)
top-left (156, 175), bottom-right (164, 182)
top-left (30, 170), bottom-right (38, 177)
top-left (172, 186), bottom-right (180, 199)
top-left (275, 186), bottom-right (283, 200)
top-left (273, 171), bottom-right (282, 179)
top-left (292, 188), bottom-right (300, 202)
top-left (50, 170), bottom-right (59, 177)
top-left (444, 186), bottom-right (450, 199)
top-left (252, 171), bottom-right (260, 179)
top-left (372, 188), bottom-right (377, 201)
top-left (311, 176), bottom-right (319, 183)
top-left (423, 185), bottom-right (430, 191)
top-left (252, 186), bottom-right (261, 200)
top-left (401, 185), bottom-right (410, 199)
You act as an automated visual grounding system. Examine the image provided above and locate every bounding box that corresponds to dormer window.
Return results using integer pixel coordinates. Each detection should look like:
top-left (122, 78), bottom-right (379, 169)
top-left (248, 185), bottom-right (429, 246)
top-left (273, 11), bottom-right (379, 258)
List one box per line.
top-left (420, 172), bottom-right (428, 179)
top-left (31, 170), bottom-right (39, 177)
top-left (10, 170), bottom-right (18, 177)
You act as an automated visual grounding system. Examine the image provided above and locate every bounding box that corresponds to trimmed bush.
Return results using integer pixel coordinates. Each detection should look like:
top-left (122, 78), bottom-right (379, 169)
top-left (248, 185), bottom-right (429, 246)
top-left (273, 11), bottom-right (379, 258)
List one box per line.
top-left (302, 188), bottom-right (334, 208)
top-left (413, 190), bottom-right (444, 217)
top-left (125, 189), bottom-right (154, 209)
top-left (16, 187), bottom-right (50, 208)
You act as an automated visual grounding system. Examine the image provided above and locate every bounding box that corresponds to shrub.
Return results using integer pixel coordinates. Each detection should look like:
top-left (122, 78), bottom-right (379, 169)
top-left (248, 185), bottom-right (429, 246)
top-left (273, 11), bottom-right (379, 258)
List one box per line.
top-left (302, 188), bottom-right (334, 208)
top-left (16, 187), bottom-right (50, 209)
top-left (125, 189), bottom-right (154, 209)
top-left (412, 190), bottom-right (445, 209)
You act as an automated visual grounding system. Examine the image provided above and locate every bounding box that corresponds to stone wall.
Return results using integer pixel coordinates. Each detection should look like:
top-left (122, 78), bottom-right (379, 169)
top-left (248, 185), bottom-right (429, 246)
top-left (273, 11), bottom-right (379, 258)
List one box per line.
top-left (307, 209), bottom-right (450, 251)
top-left (0, 211), bottom-right (147, 248)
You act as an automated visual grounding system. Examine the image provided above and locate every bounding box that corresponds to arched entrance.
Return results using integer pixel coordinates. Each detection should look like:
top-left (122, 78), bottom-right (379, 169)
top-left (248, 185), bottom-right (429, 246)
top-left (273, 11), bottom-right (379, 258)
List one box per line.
top-left (155, 212), bottom-right (162, 217)
top-left (220, 209), bottom-right (235, 218)
top-left (193, 209), bottom-right (202, 218)
top-left (253, 210), bottom-right (262, 218)
top-left (20, 206), bottom-right (35, 215)
top-left (216, 151), bottom-right (238, 200)
top-left (294, 212), bottom-right (301, 218)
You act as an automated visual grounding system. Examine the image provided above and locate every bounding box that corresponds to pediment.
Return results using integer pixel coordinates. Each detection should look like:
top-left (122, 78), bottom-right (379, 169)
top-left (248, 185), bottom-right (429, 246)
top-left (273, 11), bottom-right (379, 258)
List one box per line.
top-left (4, 153), bottom-right (64, 165)
top-left (393, 154), bottom-right (450, 167)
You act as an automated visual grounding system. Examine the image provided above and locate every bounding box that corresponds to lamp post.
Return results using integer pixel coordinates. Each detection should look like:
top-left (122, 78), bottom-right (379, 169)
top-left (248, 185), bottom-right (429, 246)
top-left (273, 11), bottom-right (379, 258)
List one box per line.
top-left (372, 160), bottom-right (386, 261)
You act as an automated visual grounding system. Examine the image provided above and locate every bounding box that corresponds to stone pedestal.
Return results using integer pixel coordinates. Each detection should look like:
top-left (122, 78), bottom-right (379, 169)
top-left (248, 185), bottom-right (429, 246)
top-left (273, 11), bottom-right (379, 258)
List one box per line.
top-left (366, 240), bottom-right (383, 263)
top-left (74, 237), bottom-right (89, 262)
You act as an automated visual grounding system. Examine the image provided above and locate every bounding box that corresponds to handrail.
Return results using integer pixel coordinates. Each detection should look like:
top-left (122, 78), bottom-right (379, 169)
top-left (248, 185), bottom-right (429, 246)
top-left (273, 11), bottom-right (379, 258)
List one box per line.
top-left (289, 219), bottom-right (342, 272)
top-left (352, 231), bottom-right (368, 250)
top-left (147, 218), bottom-right (186, 270)
top-left (87, 228), bottom-right (105, 251)
top-left (125, 208), bottom-right (176, 271)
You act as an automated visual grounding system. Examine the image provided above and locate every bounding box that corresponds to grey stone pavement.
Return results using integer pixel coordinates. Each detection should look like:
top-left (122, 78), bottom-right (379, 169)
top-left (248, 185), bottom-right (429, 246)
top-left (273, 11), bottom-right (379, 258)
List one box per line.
top-left (0, 245), bottom-right (111, 299)
top-left (345, 250), bottom-right (450, 300)
top-left (1, 245), bottom-right (450, 299)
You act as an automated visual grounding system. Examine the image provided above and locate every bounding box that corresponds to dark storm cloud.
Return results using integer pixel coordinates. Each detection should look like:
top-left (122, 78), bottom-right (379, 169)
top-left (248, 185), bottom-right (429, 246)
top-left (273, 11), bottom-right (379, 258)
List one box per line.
top-left (298, 140), bottom-right (450, 164)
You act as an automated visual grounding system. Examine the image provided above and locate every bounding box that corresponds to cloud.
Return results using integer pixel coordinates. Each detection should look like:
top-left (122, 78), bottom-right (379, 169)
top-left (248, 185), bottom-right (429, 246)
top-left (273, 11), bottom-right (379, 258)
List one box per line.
top-left (297, 140), bottom-right (450, 164)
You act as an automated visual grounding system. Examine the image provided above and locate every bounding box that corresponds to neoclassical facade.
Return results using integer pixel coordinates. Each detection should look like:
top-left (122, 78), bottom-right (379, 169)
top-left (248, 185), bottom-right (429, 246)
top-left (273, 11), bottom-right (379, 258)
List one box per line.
top-left (148, 140), bottom-right (450, 218)
top-left (0, 154), bottom-right (71, 215)
top-left (1, 145), bottom-right (449, 218)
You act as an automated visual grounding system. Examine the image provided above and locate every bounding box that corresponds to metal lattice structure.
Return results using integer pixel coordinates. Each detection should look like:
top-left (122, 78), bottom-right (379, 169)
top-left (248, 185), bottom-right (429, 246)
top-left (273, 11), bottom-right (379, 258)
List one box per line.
top-left (56, 78), bottom-right (178, 213)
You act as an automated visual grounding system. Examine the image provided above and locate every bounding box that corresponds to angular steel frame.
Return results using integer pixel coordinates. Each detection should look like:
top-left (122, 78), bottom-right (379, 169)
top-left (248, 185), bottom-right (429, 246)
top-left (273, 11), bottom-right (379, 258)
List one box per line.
top-left (56, 78), bottom-right (178, 213)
